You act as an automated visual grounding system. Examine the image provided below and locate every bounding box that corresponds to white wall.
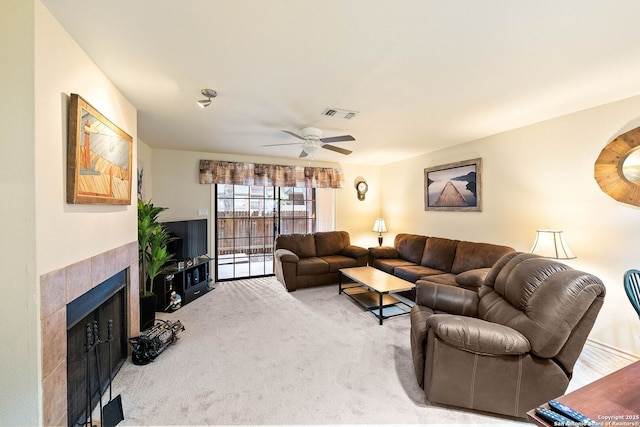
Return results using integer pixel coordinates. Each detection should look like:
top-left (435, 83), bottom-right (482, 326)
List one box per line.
top-left (381, 95), bottom-right (640, 357)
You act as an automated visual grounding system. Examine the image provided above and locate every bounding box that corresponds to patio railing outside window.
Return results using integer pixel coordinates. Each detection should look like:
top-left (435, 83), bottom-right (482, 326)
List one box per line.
top-left (215, 184), bottom-right (315, 280)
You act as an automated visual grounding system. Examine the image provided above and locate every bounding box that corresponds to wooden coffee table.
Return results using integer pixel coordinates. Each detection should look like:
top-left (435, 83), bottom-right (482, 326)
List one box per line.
top-left (339, 266), bottom-right (415, 325)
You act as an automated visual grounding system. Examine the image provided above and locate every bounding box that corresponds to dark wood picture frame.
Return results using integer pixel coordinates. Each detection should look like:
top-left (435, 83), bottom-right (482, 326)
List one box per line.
top-left (424, 158), bottom-right (482, 211)
top-left (67, 93), bottom-right (133, 205)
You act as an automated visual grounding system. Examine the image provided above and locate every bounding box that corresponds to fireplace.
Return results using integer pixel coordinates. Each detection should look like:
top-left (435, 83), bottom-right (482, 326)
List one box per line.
top-left (66, 270), bottom-right (127, 426)
top-left (40, 241), bottom-right (139, 427)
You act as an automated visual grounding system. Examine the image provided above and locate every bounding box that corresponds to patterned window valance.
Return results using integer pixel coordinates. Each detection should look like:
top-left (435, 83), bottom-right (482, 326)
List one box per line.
top-left (199, 160), bottom-right (344, 188)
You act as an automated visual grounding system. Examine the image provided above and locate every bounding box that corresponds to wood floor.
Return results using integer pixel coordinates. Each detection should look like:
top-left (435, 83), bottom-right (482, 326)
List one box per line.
top-left (569, 340), bottom-right (638, 392)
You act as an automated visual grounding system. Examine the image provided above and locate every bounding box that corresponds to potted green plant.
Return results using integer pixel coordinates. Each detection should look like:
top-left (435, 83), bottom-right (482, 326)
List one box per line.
top-left (137, 198), bottom-right (174, 331)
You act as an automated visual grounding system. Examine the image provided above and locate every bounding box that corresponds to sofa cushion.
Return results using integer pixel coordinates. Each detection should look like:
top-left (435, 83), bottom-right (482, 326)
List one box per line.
top-left (368, 245), bottom-right (399, 259)
top-left (395, 234), bottom-right (428, 264)
top-left (320, 255), bottom-right (360, 272)
top-left (450, 241), bottom-right (515, 274)
top-left (276, 234), bottom-right (317, 258)
top-left (342, 245), bottom-right (368, 259)
top-left (372, 258), bottom-right (416, 275)
top-left (315, 231), bottom-right (349, 257)
top-left (395, 265), bottom-right (445, 283)
top-left (419, 273), bottom-right (457, 287)
top-left (297, 257), bottom-right (330, 275)
top-left (454, 268), bottom-right (491, 289)
top-left (420, 237), bottom-right (459, 272)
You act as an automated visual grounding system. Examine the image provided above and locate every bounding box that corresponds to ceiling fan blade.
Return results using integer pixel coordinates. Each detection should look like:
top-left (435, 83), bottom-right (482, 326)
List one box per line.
top-left (321, 144), bottom-right (352, 155)
top-left (261, 142), bottom-right (303, 147)
top-left (320, 135), bottom-right (355, 143)
top-left (282, 130), bottom-right (306, 140)
top-left (298, 149), bottom-right (308, 158)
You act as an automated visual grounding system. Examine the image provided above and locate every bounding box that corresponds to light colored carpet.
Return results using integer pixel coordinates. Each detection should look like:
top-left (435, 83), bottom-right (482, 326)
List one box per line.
top-left (104, 276), bottom-right (633, 426)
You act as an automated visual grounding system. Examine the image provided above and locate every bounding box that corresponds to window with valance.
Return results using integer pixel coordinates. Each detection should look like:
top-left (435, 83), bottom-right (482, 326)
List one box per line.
top-left (199, 160), bottom-right (344, 188)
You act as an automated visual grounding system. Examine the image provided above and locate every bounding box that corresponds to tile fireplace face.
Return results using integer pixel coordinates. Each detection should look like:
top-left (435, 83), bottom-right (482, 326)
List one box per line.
top-left (39, 241), bottom-right (138, 427)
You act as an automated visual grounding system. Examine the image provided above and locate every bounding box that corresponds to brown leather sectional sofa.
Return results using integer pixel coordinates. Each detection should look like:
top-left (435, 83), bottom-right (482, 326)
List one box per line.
top-left (368, 233), bottom-right (515, 291)
top-left (274, 231), bottom-right (368, 292)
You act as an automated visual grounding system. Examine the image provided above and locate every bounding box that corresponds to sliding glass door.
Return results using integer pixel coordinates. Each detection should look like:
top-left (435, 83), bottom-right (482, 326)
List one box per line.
top-left (214, 184), bottom-right (316, 281)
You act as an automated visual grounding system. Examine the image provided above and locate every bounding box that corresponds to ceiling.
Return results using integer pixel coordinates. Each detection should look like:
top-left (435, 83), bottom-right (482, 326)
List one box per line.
top-left (41, 0), bottom-right (640, 166)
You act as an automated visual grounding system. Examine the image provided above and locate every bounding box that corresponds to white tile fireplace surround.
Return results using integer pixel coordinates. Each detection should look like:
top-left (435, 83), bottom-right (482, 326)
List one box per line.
top-left (40, 241), bottom-right (139, 426)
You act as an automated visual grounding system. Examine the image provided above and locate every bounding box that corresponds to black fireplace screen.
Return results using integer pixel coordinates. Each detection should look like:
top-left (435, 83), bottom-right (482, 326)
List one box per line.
top-left (66, 271), bottom-right (127, 427)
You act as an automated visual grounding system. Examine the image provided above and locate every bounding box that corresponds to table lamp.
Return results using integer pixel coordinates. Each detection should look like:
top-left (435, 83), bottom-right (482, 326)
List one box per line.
top-left (372, 218), bottom-right (387, 246)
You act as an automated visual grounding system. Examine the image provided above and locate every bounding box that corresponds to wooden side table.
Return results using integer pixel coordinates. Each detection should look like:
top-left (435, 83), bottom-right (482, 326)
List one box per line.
top-left (527, 361), bottom-right (640, 426)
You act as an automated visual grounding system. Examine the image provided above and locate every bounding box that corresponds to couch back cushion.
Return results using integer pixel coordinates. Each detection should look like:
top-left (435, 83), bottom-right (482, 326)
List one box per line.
top-left (315, 231), bottom-right (350, 257)
top-left (275, 233), bottom-right (316, 258)
top-left (450, 241), bottom-right (515, 274)
top-left (394, 233), bottom-right (428, 264)
top-left (420, 237), bottom-right (459, 272)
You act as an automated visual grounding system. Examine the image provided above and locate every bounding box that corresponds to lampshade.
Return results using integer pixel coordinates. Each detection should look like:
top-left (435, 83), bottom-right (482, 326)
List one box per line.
top-left (372, 218), bottom-right (387, 233)
top-left (530, 229), bottom-right (576, 259)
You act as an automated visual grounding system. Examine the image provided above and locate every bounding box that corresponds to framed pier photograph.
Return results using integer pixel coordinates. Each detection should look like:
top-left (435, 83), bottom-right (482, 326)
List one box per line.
top-left (424, 158), bottom-right (482, 211)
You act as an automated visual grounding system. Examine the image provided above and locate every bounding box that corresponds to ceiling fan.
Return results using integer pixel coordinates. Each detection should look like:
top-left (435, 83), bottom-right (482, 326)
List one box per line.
top-left (262, 127), bottom-right (355, 158)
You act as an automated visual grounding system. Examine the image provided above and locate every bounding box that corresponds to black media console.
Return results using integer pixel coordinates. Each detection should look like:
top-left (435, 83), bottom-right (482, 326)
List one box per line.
top-left (152, 256), bottom-right (212, 311)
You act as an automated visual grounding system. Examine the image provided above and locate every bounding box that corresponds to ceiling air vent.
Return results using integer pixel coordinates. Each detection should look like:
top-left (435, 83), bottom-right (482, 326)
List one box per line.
top-left (322, 108), bottom-right (358, 119)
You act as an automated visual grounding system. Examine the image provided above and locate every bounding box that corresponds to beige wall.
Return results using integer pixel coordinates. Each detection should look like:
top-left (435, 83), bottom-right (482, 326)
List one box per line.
top-left (335, 163), bottom-right (383, 248)
top-left (0, 2), bottom-right (138, 425)
top-left (34, 0), bottom-right (137, 276)
top-left (1, 1), bottom-right (38, 425)
top-left (381, 95), bottom-right (640, 357)
top-left (137, 138), bottom-right (154, 201)
top-left (150, 149), bottom-right (384, 251)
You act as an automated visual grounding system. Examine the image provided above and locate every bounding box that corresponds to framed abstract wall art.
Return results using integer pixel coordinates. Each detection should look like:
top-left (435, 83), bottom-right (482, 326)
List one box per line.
top-left (424, 158), bottom-right (482, 211)
top-left (67, 93), bottom-right (133, 205)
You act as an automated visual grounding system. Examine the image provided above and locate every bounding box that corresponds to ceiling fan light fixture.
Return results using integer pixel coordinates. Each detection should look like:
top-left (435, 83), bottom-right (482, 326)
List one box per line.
top-left (303, 144), bottom-right (319, 156)
top-left (196, 88), bottom-right (217, 108)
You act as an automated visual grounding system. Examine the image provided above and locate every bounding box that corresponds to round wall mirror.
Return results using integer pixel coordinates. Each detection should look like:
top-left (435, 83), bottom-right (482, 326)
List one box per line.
top-left (594, 125), bottom-right (640, 206)
top-left (622, 148), bottom-right (640, 183)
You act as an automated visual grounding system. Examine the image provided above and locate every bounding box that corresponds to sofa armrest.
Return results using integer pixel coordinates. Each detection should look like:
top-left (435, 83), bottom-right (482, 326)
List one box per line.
top-left (368, 246), bottom-right (399, 259)
top-left (342, 245), bottom-right (368, 258)
top-left (415, 280), bottom-right (478, 317)
top-left (428, 314), bottom-right (531, 355)
top-left (455, 268), bottom-right (491, 290)
top-left (275, 248), bottom-right (299, 263)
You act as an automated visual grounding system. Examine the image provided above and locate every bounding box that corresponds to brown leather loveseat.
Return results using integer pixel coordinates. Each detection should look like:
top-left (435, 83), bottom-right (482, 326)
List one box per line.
top-left (274, 231), bottom-right (368, 292)
top-left (368, 233), bottom-right (515, 291)
top-left (410, 252), bottom-right (606, 418)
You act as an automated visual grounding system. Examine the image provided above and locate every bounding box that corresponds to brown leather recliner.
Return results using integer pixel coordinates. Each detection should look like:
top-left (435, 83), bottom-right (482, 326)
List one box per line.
top-left (409, 252), bottom-right (606, 418)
